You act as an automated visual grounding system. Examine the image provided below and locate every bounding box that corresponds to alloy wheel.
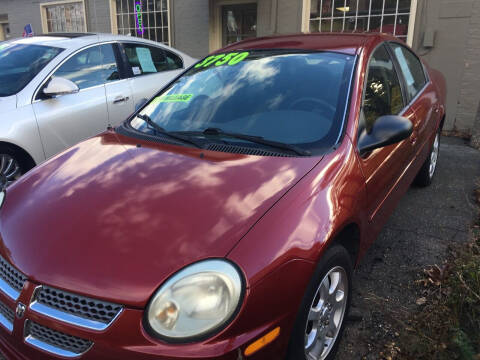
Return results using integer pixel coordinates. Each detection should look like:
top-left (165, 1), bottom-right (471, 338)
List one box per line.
top-left (0, 154), bottom-right (21, 186)
top-left (304, 266), bottom-right (348, 360)
top-left (429, 133), bottom-right (440, 178)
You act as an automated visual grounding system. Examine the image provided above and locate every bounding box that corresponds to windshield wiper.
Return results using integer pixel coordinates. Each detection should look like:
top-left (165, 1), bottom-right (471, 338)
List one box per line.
top-left (136, 114), bottom-right (202, 149)
top-left (199, 127), bottom-right (311, 156)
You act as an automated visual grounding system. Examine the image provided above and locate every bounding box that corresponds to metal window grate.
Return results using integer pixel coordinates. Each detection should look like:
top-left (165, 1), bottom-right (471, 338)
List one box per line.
top-left (0, 254), bottom-right (27, 293)
top-left (35, 286), bottom-right (123, 325)
top-left (26, 321), bottom-right (92, 355)
top-left (115, 0), bottom-right (170, 44)
top-left (309, 0), bottom-right (411, 40)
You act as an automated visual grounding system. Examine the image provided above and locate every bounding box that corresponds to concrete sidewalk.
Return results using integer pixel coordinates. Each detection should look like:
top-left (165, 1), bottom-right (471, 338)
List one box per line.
top-left (337, 136), bottom-right (480, 359)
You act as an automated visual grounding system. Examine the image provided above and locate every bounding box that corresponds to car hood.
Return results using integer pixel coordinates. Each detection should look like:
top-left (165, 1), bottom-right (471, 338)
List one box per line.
top-left (0, 131), bottom-right (320, 307)
top-left (0, 95), bottom-right (17, 111)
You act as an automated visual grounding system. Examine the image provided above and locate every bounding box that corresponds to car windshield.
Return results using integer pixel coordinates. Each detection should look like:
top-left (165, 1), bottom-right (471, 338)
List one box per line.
top-left (0, 43), bottom-right (64, 97)
top-left (130, 50), bottom-right (355, 154)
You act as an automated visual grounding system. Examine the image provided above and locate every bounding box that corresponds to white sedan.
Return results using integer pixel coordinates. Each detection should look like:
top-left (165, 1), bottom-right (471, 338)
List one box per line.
top-left (0, 33), bottom-right (196, 184)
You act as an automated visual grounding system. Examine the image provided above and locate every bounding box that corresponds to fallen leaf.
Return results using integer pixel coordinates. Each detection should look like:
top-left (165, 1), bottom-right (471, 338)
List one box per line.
top-left (416, 297), bottom-right (427, 305)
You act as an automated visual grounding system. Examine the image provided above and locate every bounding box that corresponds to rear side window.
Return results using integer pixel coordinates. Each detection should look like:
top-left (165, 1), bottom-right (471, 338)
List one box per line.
top-left (123, 43), bottom-right (182, 76)
top-left (363, 45), bottom-right (404, 133)
top-left (390, 43), bottom-right (427, 100)
top-left (164, 49), bottom-right (183, 69)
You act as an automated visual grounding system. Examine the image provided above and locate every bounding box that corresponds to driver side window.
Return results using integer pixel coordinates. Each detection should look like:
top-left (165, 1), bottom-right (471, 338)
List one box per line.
top-left (362, 45), bottom-right (404, 133)
top-left (53, 44), bottom-right (119, 90)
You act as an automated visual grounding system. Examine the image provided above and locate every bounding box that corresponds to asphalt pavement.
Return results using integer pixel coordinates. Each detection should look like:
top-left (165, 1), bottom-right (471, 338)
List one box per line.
top-left (337, 136), bottom-right (480, 359)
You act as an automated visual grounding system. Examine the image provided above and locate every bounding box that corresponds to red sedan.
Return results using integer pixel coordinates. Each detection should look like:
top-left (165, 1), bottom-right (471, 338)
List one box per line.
top-left (0, 33), bottom-right (445, 360)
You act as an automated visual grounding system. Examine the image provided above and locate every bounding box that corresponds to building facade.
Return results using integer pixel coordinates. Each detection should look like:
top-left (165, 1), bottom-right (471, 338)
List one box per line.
top-left (0, 0), bottom-right (479, 143)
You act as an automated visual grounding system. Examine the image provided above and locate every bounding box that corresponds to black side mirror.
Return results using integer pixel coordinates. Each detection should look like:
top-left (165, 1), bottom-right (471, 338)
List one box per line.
top-left (358, 115), bottom-right (413, 156)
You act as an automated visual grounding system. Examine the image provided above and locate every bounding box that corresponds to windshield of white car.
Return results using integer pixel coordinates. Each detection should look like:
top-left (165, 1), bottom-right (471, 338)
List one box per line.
top-left (130, 50), bottom-right (355, 154)
top-left (0, 43), bottom-right (64, 97)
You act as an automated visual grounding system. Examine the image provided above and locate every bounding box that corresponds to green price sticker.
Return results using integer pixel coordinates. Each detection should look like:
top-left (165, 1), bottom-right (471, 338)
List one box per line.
top-left (151, 94), bottom-right (193, 105)
top-left (194, 51), bottom-right (250, 69)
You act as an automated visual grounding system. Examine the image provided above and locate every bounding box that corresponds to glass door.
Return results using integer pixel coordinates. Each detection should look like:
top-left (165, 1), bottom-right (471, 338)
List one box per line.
top-left (221, 3), bottom-right (257, 46)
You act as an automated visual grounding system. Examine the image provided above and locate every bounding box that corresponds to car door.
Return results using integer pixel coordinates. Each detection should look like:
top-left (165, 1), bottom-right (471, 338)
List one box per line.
top-left (388, 42), bottom-right (433, 152)
top-left (102, 43), bottom-right (135, 127)
top-left (119, 42), bottom-right (184, 106)
top-left (357, 43), bottom-right (415, 238)
top-left (32, 45), bottom-right (109, 159)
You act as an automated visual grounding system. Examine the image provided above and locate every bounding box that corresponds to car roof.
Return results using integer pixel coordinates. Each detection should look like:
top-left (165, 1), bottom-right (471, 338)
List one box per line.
top-left (219, 33), bottom-right (398, 55)
top-left (4, 33), bottom-right (174, 51)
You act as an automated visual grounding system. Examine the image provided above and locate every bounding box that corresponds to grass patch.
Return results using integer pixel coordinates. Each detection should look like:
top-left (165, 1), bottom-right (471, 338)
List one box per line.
top-left (386, 185), bottom-right (480, 360)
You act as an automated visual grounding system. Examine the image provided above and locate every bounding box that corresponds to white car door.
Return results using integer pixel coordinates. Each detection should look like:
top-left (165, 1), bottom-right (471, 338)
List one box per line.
top-left (102, 43), bottom-right (134, 127)
top-left (120, 42), bottom-right (185, 106)
top-left (32, 45), bottom-right (109, 159)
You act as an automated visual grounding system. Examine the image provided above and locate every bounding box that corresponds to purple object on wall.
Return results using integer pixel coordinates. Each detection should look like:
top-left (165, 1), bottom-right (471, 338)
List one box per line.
top-left (135, 1), bottom-right (144, 35)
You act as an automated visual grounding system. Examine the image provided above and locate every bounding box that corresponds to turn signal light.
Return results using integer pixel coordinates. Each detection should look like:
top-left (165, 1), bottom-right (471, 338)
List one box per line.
top-left (244, 327), bottom-right (280, 357)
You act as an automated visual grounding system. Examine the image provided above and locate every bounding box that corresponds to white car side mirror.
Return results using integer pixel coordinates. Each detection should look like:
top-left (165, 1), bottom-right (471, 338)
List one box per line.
top-left (43, 77), bottom-right (79, 97)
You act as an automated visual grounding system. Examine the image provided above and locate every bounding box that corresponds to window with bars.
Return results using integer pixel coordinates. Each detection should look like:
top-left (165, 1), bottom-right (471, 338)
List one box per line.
top-left (309, 0), bottom-right (412, 41)
top-left (44, 2), bottom-right (85, 33)
top-left (115, 0), bottom-right (170, 45)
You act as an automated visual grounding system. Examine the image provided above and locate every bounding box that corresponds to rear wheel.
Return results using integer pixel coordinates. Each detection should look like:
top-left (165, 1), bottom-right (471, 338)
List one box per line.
top-left (287, 246), bottom-right (352, 360)
top-left (414, 131), bottom-right (440, 187)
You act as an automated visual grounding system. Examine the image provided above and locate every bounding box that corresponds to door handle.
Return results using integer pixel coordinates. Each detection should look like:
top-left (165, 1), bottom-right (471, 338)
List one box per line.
top-left (113, 96), bottom-right (129, 104)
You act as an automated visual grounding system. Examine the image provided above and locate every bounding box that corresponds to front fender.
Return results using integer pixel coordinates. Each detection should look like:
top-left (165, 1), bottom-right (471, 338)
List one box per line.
top-left (0, 103), bottom-right (45, 165)
top-left (227, 136), bottom-right (368, 287)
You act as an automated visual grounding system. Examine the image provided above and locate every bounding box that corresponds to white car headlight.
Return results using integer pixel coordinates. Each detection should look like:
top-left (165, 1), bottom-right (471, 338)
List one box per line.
top-left (145, 259), bottom-right (244, 341)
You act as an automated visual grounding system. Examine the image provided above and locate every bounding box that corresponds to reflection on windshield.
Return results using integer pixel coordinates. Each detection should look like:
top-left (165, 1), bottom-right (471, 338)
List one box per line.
top-left (131, 50), bottom-right (354, 153)
top-left (0, 43), bottom-right (63, 97)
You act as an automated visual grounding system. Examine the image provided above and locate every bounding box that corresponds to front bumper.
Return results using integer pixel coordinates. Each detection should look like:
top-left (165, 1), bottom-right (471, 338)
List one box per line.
top-left (0, 267), bottom-right (307, 360)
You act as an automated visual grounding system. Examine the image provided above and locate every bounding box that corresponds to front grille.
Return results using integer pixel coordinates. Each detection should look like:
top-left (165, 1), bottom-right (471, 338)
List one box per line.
top-left (0, 254), bottom-right (27, 293)
top-left (26, 321), bottom-right (92, 355)
top-left (0, 299), bottom-right (14, 332)
top-left (35, 286), bottom-right (123, 325)
top-left (0, 301), bottom-right (14, 325)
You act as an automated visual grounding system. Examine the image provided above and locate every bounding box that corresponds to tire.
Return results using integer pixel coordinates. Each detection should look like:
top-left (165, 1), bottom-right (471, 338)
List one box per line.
top-left (286, 246), bottom-right (353, 360)
top-left (0, 145), bottom-right (31, 186)
top-left (414, 130), bottom-right (440, 187)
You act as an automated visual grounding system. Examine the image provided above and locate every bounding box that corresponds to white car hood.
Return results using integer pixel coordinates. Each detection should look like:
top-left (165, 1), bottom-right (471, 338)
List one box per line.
top-left (0, 95), bottom-right (17, 111)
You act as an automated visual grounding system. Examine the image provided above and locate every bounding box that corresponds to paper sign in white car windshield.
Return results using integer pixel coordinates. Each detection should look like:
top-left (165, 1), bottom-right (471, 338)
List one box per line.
top-left (132, 66), bottom-right (141, 75)
top-left (136, 47), bottom-right (157, 73)
top-left (394, 47), bottom-right (415, 87)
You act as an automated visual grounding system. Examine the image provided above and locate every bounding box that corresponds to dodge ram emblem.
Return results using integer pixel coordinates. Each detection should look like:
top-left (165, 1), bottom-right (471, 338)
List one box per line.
top-left (16, 302), bottom-right (26, 319)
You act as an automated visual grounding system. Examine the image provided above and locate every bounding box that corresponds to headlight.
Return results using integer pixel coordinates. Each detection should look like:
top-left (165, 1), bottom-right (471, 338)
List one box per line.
top-left (145, 259), bottom-right (244, 341)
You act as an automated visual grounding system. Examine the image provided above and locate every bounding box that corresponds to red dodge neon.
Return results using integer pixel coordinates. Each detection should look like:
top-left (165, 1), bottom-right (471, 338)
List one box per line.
top-left (0, 33), bottom-right (446, 360)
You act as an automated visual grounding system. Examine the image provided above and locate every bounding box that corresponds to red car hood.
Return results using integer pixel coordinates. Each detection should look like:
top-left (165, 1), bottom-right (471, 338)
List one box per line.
top-left (0, 131), bottom-right (320, 308)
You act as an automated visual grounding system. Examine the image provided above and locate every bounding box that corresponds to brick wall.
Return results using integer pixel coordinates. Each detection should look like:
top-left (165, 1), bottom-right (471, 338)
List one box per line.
top-left (172, 0), bottom-right (210, 58)
top-left (85, 0), bottom-right (111, 33)
top-left (0, 0), bottom-right (111, 37)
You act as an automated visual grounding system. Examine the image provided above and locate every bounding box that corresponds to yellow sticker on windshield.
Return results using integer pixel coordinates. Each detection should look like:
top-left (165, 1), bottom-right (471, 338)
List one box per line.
top-left (152, 94), bottom-right (193, 104)
top-left (194, 52), bottom-right (250, 68)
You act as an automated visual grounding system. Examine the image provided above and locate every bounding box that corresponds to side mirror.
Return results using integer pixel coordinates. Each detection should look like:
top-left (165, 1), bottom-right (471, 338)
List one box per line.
top-left (358, 115), bottom-right (413, 156)
top-left (43, 77), bottom-right (79, 97)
